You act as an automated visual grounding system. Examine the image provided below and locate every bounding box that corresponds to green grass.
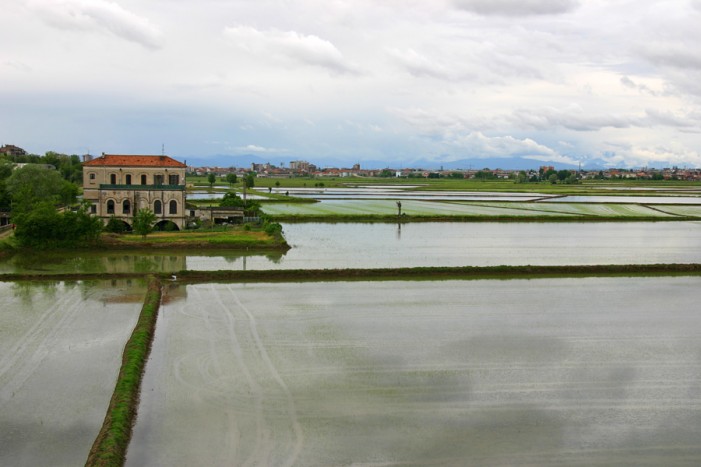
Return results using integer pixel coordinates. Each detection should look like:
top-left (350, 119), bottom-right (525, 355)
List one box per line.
top-left (186, 174), bottom-right (701, 195)
top-left (86, 277), bottom-right (161, 467)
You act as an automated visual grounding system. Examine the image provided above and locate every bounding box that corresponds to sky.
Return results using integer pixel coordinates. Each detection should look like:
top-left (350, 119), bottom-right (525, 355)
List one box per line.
top-left (2, 0), bottom-right (701, 169)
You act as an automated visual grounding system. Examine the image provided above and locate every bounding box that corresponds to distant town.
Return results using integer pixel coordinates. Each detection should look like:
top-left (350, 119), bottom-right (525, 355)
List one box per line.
top-left (194, 160), bottom-right (701, 182)
top-left (3, 143), bottom-right (701, 181)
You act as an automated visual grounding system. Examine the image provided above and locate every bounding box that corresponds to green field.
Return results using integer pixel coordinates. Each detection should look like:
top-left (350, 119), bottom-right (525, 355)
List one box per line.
top-left (261, 199), bottom-right (696, 220)
top-left (188, 175), bottom-right (701, 196)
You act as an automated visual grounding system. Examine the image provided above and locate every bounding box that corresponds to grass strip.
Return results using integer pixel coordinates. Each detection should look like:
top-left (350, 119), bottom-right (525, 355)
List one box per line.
top-left (85, 276), bottom-right (162, 467)
top-left (167, 263), bottom-right (701, 283)
top-left (3, 264), bottom-right (701, 285)
top-left (269, 214), bottom-right (700, 223)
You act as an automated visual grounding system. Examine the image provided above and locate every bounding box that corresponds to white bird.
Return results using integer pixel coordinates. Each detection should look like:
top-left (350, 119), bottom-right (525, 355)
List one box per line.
top-left (171, 274), bottom-right (177, 281)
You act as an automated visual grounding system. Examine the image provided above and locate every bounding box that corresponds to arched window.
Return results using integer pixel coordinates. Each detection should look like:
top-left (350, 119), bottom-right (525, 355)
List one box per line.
top-left (125, 174), bottom-right (132, 185)
top-left (123, 200), bottom-right (131, 215)
top-left (154, 200), bottom-right (162, 215)
top-left (107, 200), bottom-right (115, 214)
top-left (110, 173), bottom-right (117, 184)
top-left (141, 174), bottom-right (147, 185)
top-left (169, 200), bottom-right (177, 214)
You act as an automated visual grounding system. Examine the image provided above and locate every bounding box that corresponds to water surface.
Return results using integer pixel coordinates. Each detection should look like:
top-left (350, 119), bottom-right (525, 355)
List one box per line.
top-left (2, 222), bottom-right (700, 274)
top-left (0, 280), bottom-right (145, 466)
top-left (128, 277), bottom-right (701, 466)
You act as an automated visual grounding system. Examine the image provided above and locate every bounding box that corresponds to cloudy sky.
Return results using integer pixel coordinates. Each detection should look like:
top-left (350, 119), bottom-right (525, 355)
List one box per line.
top-left (2, 0), bottom-right (701, 168)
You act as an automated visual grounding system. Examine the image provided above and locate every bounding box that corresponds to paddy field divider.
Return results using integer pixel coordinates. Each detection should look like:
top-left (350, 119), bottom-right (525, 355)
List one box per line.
top-left (85, 275), bottom-right (162, 467)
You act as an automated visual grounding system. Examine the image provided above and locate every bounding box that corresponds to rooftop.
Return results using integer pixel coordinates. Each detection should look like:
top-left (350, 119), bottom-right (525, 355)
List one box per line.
top-left (83, 154), bottom-right (187, 168)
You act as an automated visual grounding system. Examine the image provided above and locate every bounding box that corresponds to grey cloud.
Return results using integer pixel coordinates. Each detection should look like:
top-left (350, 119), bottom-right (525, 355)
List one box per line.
top-left (641, 44), bottom-right (701, 70)
top-left (510, 106), bottom-right (639, 131)
top-left (224, 26), bottom-right (359, 75)
top-left (26, 0), bottom-right (162, 49)
top-left (453, 0), bottom-right (580, 17)
top-left (620, 76), bottom-right (658, 96)
top-left (386, 48), bottom-right (454, 80)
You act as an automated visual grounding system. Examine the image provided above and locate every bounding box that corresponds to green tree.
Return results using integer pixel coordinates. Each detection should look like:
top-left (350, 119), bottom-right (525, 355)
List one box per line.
top-left (515, 171), bottom-right (529, 184)
top-left (13, 201), bottom-right (102, 249)
top-left (225, 173), bottom-right (238, 186)
top-left (6, 164), bottom-right (77, 216)
top-left (243, 173), bottom-right (255, 188)
top-left (207, 173), bottom-right (216, 187)
top-left (220, 191), bottom-right (260, 216)
top-left (132, 208), bottom-right (157, 238)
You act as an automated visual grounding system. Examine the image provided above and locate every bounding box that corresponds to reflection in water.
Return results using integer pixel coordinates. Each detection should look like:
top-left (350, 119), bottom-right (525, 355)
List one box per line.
top-left (0, 249), bottom-right (286, 275)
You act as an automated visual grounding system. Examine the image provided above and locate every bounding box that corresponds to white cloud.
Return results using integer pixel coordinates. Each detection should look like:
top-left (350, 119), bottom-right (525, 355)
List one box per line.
top-left (26, 0), bottom-right (162, 49)
top-left (453, 0), bottom-right (580, 17)
top-left (386, 48), bottom-right (454, 80)
top-left (223, 26), bottom-right (357, 74)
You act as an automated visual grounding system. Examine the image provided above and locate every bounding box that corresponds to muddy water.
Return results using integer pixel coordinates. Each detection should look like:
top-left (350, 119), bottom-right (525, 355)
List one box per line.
top-left (128, 277), bottom-right (701, 466)
top-left (0, 280), bottom-right (145, 466)
top-left (2, 222), bottom-right (700, 275)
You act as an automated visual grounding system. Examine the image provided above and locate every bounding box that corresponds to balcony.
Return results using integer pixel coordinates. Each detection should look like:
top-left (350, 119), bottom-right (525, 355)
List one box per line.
top-left (99, 184), bottom-right (185, 191)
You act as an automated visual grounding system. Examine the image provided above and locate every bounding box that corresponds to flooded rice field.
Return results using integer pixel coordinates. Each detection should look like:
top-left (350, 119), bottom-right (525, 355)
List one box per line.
top-left (2, 222), bottom-right (701, 275)
top-left (128, 277), bottom-right (701, 466)
top-left (0, 280), bottom-right (146, 466)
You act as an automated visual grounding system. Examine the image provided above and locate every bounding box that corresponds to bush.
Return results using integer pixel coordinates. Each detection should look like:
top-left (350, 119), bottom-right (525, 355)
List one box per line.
top-left (264, 221), bottom-right (283, 236)
top-left (105, 216), bottom-right (126, 233)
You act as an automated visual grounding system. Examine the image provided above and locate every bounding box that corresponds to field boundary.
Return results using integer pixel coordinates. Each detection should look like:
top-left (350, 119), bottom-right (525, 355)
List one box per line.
top-left (85, 276), bottom-right (162, 467)
top-left (3, 264), bottom-right (701, 285)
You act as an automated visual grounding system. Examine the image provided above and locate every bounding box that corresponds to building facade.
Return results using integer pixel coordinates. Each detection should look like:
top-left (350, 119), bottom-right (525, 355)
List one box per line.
top-left (83, 154), bottom-right (188, 230)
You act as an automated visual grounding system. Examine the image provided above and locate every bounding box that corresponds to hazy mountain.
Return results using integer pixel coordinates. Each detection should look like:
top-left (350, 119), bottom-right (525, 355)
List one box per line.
top-left (183, 154), bottom-right (585, 171)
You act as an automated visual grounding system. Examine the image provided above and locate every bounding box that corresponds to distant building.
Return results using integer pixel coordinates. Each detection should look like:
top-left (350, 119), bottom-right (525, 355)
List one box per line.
top-left (83, 154), bottom-right (188, 230)
top-left (0, 144), bottom-right (27, 157)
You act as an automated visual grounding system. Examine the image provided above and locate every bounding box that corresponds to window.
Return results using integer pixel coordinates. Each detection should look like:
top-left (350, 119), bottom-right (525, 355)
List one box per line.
top-left (141, 174), bottom-right (147, 185)
top-left (169, 200), bottom-right (177, 214)
top-left (154, 200), bottom-right (162, 215)
top-left (89, 173), bottom-right (96, 181)
top-left (123, 200), bottom-right (131, 215)
top-left (107, 200), bottom-right (115, 214)
top-left (90, 204), bottom-right (97, 214)
top-left (154, 174), bottom-right (164, 185)
top-left (125, 174), bottom-right (132, 185)
top-left (169, 174), bottom-right (179, 185)
top-left (110, 174), bottom-right (117, 184)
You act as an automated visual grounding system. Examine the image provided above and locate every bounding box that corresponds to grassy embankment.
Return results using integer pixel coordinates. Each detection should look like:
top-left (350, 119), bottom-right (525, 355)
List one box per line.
top-left (3, 263), bottom-right (701, 284)
top-left (85, 276), bottom-right (161, 467)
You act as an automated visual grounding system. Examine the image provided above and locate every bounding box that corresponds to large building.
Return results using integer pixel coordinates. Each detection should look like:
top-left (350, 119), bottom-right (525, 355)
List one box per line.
top-left (83, 154), bottom-right (188, 230)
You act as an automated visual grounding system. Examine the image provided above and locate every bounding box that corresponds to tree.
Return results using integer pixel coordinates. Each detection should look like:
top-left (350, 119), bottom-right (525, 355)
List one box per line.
top-left (132, 208), bottom-right (157, 238)
top-left (243, 173), bottom-right (255, 188)
top-left (207, 173), bottom-right (216, 187)
top-left (220, 191), bottom-right (260, 216)
top-left (6, 164), bottom-right (77, 216)
top-left (225, 173), bottom-right (237, 186)
top-left (13, 201), bottom-right (102, 249)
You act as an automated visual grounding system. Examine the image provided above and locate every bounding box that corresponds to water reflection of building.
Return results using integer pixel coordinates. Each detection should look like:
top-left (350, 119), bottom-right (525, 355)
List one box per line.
top-left (102, 254), bottom-right (187, 274)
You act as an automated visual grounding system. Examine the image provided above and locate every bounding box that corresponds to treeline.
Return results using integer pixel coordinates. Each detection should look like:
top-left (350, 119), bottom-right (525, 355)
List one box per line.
top-left (1, 153), bottom-right (102, 249)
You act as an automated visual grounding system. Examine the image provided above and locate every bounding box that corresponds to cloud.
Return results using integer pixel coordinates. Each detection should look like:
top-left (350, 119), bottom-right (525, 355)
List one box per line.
top-left (26, 0), bottom-right (162, 49)
top-left (452, 0), bottom-right (580, 17)
top-left (386, 48), bottom-right (453, 80)
top-left (620, 76), bottom-right (658, 96)
top-left (224, 26), bottom-right (357, 74)
top-left (509, 105), bottom-right (639, 131)
top-left (233, 144), bottom-right (282, 153)
top-left (640, 43), bottom-right (701, 70)
top-left (600, 144), bottom-right (701, 168)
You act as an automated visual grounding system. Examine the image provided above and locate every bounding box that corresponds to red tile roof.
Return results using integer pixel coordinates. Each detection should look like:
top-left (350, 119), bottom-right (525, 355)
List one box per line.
top-left (83, 154), bottom-right (187, 168)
